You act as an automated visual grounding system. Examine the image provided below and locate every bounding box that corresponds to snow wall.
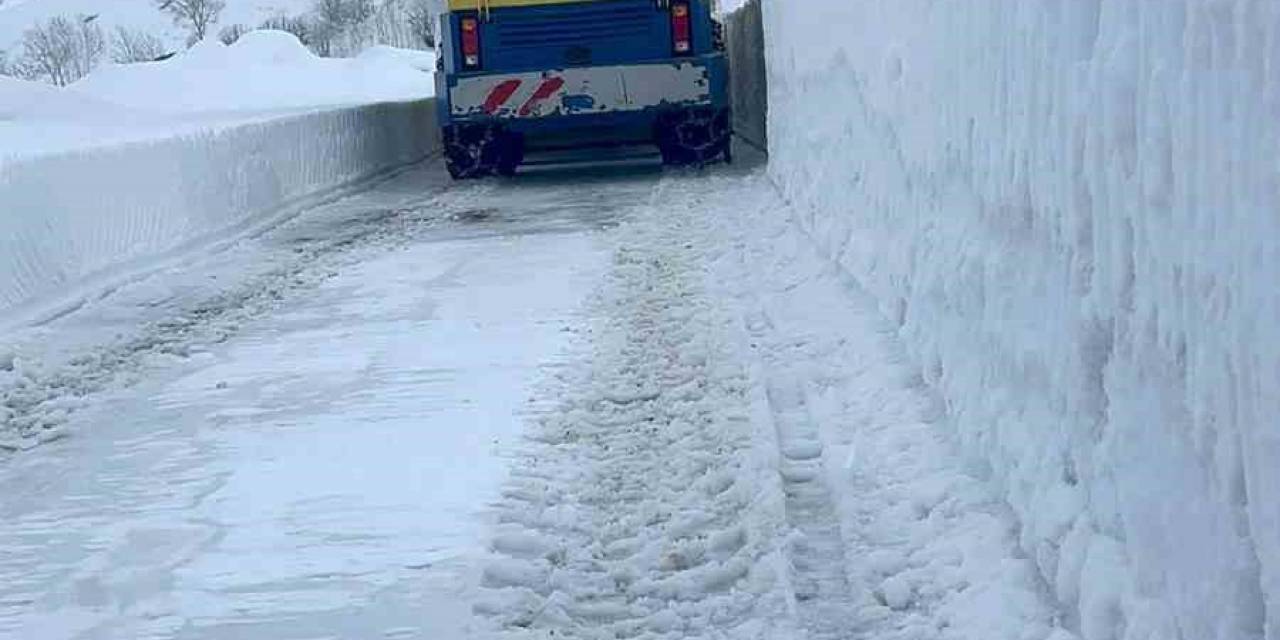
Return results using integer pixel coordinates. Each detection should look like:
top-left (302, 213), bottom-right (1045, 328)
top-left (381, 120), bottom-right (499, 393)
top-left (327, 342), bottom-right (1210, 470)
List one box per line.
top-left (725, 0), bottom-right (767, 150)
top-left (0, 100), bottom-right (439, 323)
top-left (763, 2), bottom-right (1279, 640)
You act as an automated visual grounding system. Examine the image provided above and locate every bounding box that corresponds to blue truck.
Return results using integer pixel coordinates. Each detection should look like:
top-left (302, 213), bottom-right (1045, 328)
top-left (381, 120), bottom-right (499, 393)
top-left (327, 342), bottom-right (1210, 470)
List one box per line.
top-left (435, 0), bottom-right (732, 178)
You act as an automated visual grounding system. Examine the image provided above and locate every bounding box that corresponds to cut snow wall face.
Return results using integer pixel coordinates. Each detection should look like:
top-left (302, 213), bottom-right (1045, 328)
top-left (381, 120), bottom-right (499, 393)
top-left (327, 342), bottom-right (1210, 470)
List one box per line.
top-left (762, 2), bottom-right (1280, 640)
top-left (725, 0), bottom-right (767, 150)
top-left (0, 100), bottom-right (439, 324)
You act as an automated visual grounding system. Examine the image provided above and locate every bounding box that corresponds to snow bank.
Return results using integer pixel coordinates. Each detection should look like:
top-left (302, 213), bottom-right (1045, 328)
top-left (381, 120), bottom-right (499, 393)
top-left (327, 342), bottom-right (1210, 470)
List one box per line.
top-left (0, 99), bottom-right (437, 323)
top-left (0, 31), bottom-right (440, 324)
top-left (0, 76), bottom-right (134, 122)
top-left (0, 76), bottom-right (200, 161)
top-left (763, 2), bottom-right (1279, 639)
top-left (74, 31), bottom-right (436, 113)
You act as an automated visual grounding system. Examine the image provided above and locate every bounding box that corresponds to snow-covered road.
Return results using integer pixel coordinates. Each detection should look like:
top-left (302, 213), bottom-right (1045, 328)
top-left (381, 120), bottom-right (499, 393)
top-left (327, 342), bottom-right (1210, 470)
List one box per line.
top-left (0, 161), bottom-right (656, 638)
top-left (1, 155), bottom-right (1067, 639)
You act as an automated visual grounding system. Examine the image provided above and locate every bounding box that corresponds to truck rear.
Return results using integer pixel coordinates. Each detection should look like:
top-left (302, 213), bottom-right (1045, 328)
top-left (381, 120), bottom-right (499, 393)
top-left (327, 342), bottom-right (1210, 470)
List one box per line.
top-left (436, 0), bottom-right (731, 178)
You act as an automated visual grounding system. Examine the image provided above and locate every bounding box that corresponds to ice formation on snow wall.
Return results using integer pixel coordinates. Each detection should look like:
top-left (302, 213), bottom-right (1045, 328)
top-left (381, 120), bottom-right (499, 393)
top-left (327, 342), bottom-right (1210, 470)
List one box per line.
top-left (0, 100), bottom-right (439, 321)
top-left (763, 1), bottom-right (1280, 639)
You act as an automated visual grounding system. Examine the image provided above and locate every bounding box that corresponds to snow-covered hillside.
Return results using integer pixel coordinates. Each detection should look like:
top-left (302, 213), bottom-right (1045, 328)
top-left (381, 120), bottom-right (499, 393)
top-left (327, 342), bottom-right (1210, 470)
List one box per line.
top-left (763, 2), bottom-right (1279, 640)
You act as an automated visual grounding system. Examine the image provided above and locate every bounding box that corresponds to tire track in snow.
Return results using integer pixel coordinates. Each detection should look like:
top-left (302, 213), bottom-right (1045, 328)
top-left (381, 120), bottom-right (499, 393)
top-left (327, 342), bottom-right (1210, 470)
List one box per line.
top-left (477, 173), bottom-right (798, 639)
top-left (747, 308), bottom-right (860, 640)
top-left (709, 172), bottom-right (1071, 640)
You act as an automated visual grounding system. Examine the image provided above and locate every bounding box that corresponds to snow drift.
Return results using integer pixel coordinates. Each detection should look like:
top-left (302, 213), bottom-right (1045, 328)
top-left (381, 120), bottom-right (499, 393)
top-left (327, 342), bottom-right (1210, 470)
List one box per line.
top-left (74, 31), bottom-right (437, 114)
top-left (763, 2), bottom-right (1279, 639)
top-left (0, 32), bottom-right (438, 324)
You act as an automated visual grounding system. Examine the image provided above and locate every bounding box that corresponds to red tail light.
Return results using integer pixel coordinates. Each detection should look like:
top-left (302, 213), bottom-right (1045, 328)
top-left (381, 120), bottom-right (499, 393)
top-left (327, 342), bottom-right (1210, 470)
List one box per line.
top-left (460, 15), bottom-right (481, 70)
top-left (671, 1), bottom-right (692, 55)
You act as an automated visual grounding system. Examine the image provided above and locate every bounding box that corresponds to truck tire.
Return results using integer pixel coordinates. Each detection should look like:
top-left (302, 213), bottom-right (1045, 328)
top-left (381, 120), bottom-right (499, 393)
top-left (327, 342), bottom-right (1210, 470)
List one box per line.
top-left (656, 108), bottom-right (732, 167)
top-left (444, 125), bottom-right (524, 179)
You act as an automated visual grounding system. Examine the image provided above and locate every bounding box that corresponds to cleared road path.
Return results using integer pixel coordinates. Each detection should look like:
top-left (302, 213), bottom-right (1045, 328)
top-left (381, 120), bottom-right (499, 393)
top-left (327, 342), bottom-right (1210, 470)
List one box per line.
top-left (0, 154), bottom-right (1065, 640)
top-left (0, 161), bottom-right (660, 639)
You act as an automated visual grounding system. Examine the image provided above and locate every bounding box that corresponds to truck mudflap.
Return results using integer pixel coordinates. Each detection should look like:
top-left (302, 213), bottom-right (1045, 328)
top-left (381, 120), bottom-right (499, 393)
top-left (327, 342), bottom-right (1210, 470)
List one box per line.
top-left (449, 62), bottom-right (713, 119)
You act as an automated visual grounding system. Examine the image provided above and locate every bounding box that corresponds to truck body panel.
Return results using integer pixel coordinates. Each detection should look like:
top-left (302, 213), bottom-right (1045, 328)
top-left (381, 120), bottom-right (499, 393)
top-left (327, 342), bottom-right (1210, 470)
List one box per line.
top-left (435, 0), bottom-right (731, 177)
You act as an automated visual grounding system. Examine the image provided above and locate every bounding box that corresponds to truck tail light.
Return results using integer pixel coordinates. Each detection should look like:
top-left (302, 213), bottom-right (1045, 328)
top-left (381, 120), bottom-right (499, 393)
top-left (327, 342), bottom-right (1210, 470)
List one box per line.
top-left (460, 15), bottom-right (481, 70)
top-left (671, 1), bottom-right (692, 55)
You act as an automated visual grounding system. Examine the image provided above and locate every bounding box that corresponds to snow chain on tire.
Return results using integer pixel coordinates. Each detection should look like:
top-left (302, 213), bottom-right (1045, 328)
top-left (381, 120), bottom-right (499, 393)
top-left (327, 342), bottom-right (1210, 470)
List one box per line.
top-left (657, 108), bottom-right (732, 167)
top-left (445, 125), bottom-right (512, 180)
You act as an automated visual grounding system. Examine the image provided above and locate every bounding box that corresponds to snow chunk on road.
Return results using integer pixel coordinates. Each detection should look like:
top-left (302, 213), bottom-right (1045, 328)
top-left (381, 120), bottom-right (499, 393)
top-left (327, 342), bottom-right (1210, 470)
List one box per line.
top-left (878, 575), bottom-right (913, 611)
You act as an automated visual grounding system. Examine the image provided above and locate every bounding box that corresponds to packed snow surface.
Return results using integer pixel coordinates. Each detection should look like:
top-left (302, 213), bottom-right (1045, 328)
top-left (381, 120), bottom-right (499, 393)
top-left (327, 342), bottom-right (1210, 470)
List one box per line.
top-left (764, 1), bottom-right (1279, 639)
top-left (0, 76), bottom-right (133, 122)
top-left (0, 163), bottom-right (612, 638)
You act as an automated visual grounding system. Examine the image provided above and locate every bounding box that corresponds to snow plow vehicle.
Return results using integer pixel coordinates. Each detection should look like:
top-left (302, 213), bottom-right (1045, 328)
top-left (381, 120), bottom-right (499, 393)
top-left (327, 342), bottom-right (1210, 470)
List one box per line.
top-left (436, 0), bottom-right (732, 178)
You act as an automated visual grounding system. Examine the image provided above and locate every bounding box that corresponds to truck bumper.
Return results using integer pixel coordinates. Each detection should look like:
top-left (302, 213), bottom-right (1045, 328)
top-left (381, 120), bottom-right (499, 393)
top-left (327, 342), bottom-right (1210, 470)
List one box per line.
top-left (436, 55), bottom-right (729, 146)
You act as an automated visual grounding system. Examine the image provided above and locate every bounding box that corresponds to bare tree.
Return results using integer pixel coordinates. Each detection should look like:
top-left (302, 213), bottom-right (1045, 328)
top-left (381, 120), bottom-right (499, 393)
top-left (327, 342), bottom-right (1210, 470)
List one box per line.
top-left (311, 0), bottom-right (350, 56)
top-left (249, 0), bottom-right (437, 59)
top-left (111, 26), bottom-right (167, 63)
top-left (0, 48), bottom-right (38, 80)
top-left (156, 0), bottom-right (226, 45)
top-left (368, 0), bottom-right (434, 50)
top-left (259, 15), bottom-right (314, 48)
top-left (405, 0), bottom-right (436, 48)
top-left (312, 0), bottom-right (382, 56)
top-left (218, 23), bottom-right (249, 45)
top-left (20, 14), bottom-right (105, 86)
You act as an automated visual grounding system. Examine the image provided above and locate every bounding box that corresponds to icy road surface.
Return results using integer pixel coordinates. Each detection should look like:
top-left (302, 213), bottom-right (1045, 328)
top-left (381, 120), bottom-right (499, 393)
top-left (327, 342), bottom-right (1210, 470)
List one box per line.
top-left (0, 156), bottom-right (1066, 639)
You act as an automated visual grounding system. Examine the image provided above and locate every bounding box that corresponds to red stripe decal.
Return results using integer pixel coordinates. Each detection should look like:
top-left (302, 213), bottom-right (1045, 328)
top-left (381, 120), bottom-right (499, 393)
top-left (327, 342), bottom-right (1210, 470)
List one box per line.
top-left (518, 77), bottom-right (566, 116)
top-left (482, 79), bottom-right (523, 115)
